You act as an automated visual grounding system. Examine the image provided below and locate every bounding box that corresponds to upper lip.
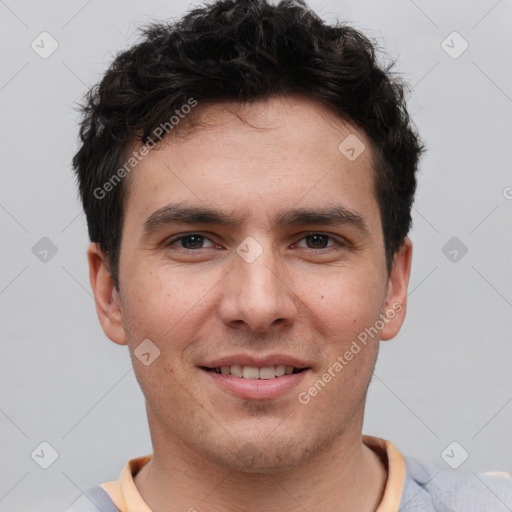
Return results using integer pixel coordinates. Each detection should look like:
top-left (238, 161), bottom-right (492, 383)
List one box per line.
top-left (200, 354), bottom-right (311, 369)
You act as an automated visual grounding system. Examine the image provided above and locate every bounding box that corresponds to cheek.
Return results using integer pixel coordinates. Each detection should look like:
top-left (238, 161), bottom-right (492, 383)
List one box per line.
top-left (120, 269), bottom-right (186, 350)
top-left (297, 268), bottom-right (385, 344)
top-left (121, 263), bottom-right (223, 361)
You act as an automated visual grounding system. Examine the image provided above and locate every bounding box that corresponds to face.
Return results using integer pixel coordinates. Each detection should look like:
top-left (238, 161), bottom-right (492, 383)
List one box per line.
top-left (89, 95), bottom-right (412, 473)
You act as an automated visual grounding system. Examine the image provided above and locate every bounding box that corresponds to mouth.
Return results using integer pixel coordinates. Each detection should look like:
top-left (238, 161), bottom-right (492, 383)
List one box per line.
top-left (201, 365), bottom-right (309, 379)
top-left (199, 364), bottom-right (311, 400)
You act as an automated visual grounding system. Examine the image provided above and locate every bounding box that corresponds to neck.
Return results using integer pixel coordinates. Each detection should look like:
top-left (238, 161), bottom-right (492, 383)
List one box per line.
top-left (134, 427), bottom-right (387, 512)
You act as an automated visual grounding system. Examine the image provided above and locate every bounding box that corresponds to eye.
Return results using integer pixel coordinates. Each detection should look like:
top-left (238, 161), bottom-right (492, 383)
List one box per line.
top-left (165, 233), bottom-right (217, 250)
top-left (294, 233), bottom-right (342, 249)
top-left (164, 232), bottom-right (347, 253)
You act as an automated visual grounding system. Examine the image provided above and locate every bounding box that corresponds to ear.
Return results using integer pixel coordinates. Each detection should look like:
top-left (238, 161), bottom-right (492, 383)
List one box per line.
top-left (87, 242), bottom-right (127, 345)
top-left (380, 237), bottom-right (413, 341)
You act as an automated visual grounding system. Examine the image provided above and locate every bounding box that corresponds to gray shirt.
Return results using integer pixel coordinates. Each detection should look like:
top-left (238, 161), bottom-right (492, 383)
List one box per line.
top-left (61, 456), bottom-right (512, 512)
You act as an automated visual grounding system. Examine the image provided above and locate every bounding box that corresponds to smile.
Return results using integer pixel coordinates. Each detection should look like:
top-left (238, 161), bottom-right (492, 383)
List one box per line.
top-left (203, 365), bottom-right (307, 379)
top-left (200, 365), bottom-right (310, 400)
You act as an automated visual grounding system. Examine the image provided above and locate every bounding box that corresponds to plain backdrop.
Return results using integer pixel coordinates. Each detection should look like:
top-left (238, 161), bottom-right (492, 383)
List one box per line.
top-left (0, 0), bottom-right (511, 510)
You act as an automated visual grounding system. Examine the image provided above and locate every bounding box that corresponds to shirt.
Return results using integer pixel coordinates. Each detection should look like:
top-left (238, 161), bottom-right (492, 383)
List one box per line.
top-left (99, 435), bottom-right (403, 511)
top-left (62, 435), bottom-right (512, 511)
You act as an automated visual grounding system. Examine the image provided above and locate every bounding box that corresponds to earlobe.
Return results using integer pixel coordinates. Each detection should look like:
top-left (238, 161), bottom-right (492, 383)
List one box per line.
top-left (87, 243), bottom-right (127, 346)
top-left (380, 238), bottom-right (413, 341)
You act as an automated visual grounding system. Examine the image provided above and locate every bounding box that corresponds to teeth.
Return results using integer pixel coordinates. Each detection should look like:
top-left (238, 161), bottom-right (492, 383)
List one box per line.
top-left (258, 367), bottom-right (276, 380)
top-left (211, 365), bottom-right (299, 379)
top-left (230, 365), bottom-right (243, 378)
top-left (275, 365), bottom-right (286, 376)
top-left (243, 366), bottom-right (260, 379)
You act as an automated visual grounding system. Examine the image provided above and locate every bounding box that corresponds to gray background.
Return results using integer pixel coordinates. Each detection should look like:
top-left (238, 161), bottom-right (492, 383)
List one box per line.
top-left (0, 0), bottom-right (511, 510)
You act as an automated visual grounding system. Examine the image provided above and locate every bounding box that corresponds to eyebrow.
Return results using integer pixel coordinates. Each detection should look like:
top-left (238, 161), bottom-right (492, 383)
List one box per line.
top-left (142, 203), bottom-right (370, 236)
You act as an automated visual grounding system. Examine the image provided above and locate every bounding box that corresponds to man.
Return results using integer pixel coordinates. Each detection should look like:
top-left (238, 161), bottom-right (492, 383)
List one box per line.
top-left (64, 0), bottom-right (512, 510)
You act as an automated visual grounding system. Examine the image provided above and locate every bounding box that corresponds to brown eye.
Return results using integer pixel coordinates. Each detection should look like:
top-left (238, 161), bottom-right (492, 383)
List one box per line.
top-left (295, 233), bottom-right (340, 249)
top-left (166, 233), bottom-right (216, 250)
top-left (179, 234), bottom-right (205, 249)
top-left (304, 234), bottom-right (330, 248)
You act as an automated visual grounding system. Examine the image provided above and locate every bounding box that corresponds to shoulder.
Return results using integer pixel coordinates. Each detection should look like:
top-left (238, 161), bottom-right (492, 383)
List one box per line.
top-left (60, 485), bottom-right (119, 512)
top-left (400, 455), bottom-right (512, 512)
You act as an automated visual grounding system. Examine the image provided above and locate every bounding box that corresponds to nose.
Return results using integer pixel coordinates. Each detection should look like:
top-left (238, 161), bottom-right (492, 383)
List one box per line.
top-left (218, 245), bottom-right (298, 333)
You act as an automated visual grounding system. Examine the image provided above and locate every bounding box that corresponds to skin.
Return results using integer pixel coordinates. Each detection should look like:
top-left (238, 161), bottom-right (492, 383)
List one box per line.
top-left (88, 94), bottom-right (412, 512)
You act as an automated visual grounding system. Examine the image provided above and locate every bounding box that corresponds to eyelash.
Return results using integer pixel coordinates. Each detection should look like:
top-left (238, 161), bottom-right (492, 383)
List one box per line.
top-left (164, 232), bottom-right (348, 252)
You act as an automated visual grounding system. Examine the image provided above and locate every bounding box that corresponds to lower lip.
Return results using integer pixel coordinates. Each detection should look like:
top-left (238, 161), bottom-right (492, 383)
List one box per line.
top-left (200, 368), bottom-right (310, 400)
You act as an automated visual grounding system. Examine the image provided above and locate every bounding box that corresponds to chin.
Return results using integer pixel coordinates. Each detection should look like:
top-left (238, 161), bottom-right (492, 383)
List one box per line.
top-left (200, 433), bottom-right (325, 474)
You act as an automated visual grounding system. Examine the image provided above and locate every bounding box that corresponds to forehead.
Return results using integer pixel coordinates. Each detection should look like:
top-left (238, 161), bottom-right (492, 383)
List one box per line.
top-left (122, 94), bottom-right (379, 230)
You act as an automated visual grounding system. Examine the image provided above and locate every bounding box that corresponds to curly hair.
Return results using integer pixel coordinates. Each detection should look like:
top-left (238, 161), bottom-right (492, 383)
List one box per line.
top-left (72, 0), bottom-right (424, 291)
